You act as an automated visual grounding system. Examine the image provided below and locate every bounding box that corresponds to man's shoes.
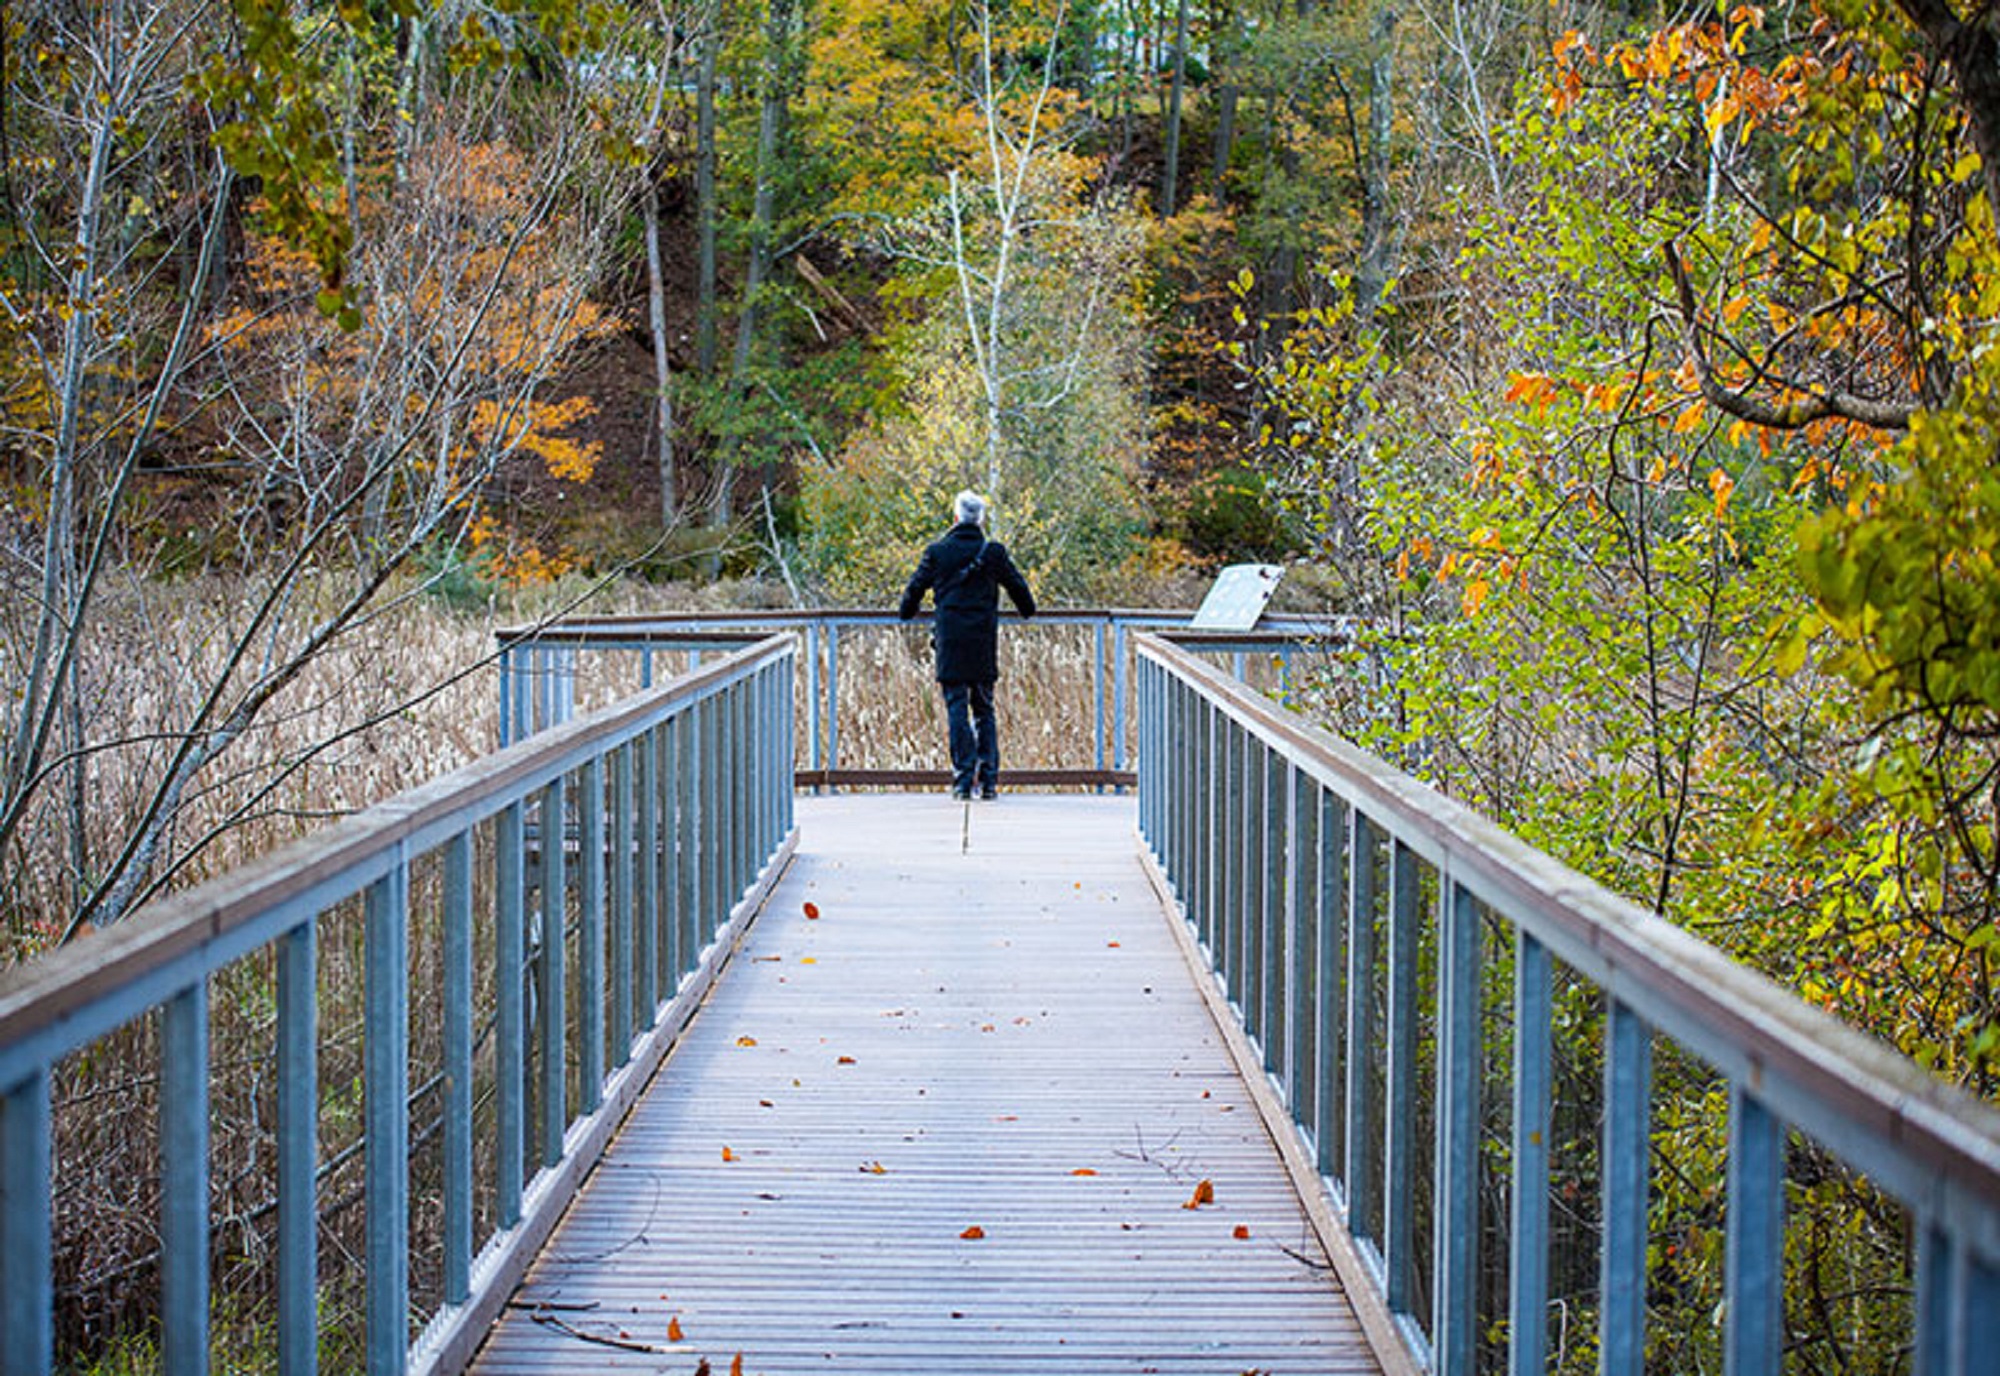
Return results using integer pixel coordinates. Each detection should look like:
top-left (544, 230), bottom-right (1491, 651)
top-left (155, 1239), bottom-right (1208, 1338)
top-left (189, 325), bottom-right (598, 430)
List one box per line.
top-left (951, 786), bottom-right (972, 802)
top-left (979, 784), bottom-right (998, 801)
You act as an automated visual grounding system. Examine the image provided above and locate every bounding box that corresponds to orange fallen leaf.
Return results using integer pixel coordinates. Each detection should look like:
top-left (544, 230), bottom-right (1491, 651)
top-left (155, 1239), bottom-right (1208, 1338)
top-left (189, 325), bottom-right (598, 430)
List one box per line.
top-left (803, 901), bottom-right (821, 919)
top-left (731, 1357), bottom-right (744, 1376)
top-left (1183, 1179), bottom-right (1215, 1210)
top-left (668, 1315), bottom-right (684, 1342)
top-left (1071, 1168), bottom-right (1098, 1177)
top-left (994, 1114), bottom-right (1018, 1122)
top-left (1233, 1224), bottom-right (1251, 1240)
top-left (1106, 940), bottom-right (1120, 948)
top-left (837, 1055), bottom-right (857, 1065)
top-left (799, 957), bottom-right (818, 965)
top-left (980, 1023), bottom-right (997, 1033)
top-left (721, 1146), bottom-right (736, 1162)
top-left (861, 1160), bottom-right (887, 1174)
top-left (959, 1225), bottom-right (986, 1240)
top-left (758, 1099), bottom-right (774, 1108)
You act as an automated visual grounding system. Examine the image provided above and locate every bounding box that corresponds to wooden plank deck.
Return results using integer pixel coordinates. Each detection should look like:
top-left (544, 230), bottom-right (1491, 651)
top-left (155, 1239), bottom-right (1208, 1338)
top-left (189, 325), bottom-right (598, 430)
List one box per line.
top-left (468, 794), bottom-right (1383, 1375)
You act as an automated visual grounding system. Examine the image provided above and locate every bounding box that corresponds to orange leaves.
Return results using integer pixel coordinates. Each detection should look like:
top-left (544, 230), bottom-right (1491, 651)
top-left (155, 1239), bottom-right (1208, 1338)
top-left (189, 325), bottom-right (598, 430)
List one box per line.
top-left (736, 1036), bottom-right (759, 1048)
top-left (1503, 370), bottom-right (1561, 415)
top-left (668, 1316), bottom-right (685, 1342)
top-left (1070, 1167), bottom-right (1098, 1177)
top-left (860, 1160), bottom-right (887, 1174)
top-left (803, 901), bottom-right (821, 919)
top-left (720, 1146), bottom-right (737, 1162)
top-left (959, 1225), bottom-right (986, 1240)
top-left (1183, 1179), bottom-right (1215, 1210)
top-left (1232, 1224), bottom-right (1252, 1240)
top-left (1709, 468), bottom-right (1737, 520)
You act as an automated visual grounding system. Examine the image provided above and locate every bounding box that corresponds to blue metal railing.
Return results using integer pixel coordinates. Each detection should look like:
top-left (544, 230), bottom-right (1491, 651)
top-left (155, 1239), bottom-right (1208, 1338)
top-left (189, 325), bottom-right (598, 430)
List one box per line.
top-left (0, 634), bottom-right (797, 1376)
top-left (1135, 632), bottom-right (2000, 1375)
top-left (495, 608), bottom-right (1361, 786)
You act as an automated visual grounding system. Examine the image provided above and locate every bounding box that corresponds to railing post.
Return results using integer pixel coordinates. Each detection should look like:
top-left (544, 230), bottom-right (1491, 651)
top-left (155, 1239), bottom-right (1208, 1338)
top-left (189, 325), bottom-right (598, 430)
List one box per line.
top-left (1507, 929), bottom-right (1552, 1376)
top-left (637, 728), bottom-right (660, 1019)
top-left (0, 1068), bottom-right (53, 1376)
top-left (1725, 1087), bottom-right (1785, 1376)
top-left (806, 623), bottom-right (821, 789)
top-left (161, 984), bottom-right (210, 1376)
top-left (658, 718), bottom-right (680, 991)
top-left (539, 778), bottom-right (568, 1168)
top-left (1261, 745), bottom-right (1287, 1076)
top-left (1383, 838), bottom-right (1419, 1313)
top-left (1243, 738), bottom-right (1266, 1040)
top-left (496, 803), bottom-right (526, 1222)
top-left (1434, 877), bottom-right (1480, 1373)
top-left (1093, 619), bottom-right (1108, 790)
top-left (1222, 718), bottom-right (1247, 1009)
top-left (278, 919), bottom-right (319, 1375)
top-left (1344, 811), bottom-right (1378, 1243)
top-left (1600, 999), bottom-right (1652, 1375)
top-left (677, 706), bottom-right (700, 979)
top-left (498, 642), bottom-right (515, 749)
top-left (364, 860), bottom-right (409, 1376)
top-left (826, 623), bottom-right (841, 787)
top-left (611, 743), bottom-right (635, 1061)
top-left (442, 836), bottom-right (472, 1311)
top-left (1286, 764), bottom-right (1316, 1117)
top-left (579, 756), bottom-right (606, 1110)
top-left (1315, 788), bottom-right (1347, 1183)
top-left (1113, 620), bottom-right (1129, 793)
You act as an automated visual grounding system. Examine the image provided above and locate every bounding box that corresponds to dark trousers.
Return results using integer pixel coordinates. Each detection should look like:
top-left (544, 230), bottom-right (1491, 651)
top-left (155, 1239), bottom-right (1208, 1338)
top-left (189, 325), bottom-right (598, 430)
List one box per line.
top-left (941, 681), bottom-right (998, 793)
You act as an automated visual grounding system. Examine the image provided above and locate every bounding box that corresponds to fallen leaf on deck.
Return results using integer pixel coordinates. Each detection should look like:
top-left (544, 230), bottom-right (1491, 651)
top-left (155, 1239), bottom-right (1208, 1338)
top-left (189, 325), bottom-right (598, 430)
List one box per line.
top-left (1107, 941), bottom-right (1121, 948)
top-left (668, 1315), bottom-right (684, 1342)
top-left (1183, 1179), bottom-right (1215, 1210)
top-left (1233, 1224), bottom-right (1251, 1240)
top-left (980, 1023), bottom-right (996, 1033)
top-left (1071, 1168), bottom-right (1098, 1177)
top-left (799, 957), bottom-right (818, 965)
top-left (721, 1146), bottom-right (735, 1162)
top-left (736, 1036), bottom-right (758, 1047)
top-left (731, 1356), bottom-right (744, 1376)
top-left (959, 1225), bottom-right (985, 1240)
top-left (861, 1160), bottom-right (887, 1174)
top-left (803, 901), bottom-right (821, 919)
top-left (837, 1055), bottom-right (856, 1064)
top-left (758, 1099), bottom-right (774, 1108)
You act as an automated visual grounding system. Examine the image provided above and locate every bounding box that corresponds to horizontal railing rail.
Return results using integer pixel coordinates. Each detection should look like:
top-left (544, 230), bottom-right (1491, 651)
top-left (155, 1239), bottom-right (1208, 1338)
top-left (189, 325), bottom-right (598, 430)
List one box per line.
top-left (1134, 631), bottom-right (2000, 1375)
top-left (0, 634), bottom-right (799, 1376)
top-left (496, 607), bottom-right (1364, 788)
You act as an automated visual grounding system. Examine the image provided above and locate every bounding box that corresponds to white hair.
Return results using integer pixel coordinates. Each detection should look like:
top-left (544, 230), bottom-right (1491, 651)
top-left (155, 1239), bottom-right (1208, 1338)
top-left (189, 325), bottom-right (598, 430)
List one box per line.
top-left (953, 490), bottom-right (988, 526)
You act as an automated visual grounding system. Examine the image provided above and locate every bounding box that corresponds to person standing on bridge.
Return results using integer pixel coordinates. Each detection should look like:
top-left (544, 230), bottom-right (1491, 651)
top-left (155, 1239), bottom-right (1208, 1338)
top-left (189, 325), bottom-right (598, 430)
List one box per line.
top-left (898, 490), bottom-right (1036, 801)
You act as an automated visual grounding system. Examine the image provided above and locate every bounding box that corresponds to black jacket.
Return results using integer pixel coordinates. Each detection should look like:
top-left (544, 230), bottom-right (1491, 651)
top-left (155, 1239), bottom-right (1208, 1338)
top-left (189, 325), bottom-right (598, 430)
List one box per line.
top-left (898, 522), bottom-right (1036, 683)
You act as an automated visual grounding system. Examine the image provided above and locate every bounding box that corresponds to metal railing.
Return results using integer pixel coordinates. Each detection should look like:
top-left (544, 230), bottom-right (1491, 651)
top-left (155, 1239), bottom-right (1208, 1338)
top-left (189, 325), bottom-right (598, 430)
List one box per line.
top-left (496, 608), bottom-right (1359, 788)
top-left (1135, 632), bottom-right (2000, 1375)
top-left (0, 634), bottom-right (798, 1376)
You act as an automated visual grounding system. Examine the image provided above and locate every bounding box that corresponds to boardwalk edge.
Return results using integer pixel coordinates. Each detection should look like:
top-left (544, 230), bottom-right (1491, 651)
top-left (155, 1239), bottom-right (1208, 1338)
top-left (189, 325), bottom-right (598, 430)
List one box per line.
top-left (1136, 832), bottom-right (1427, 1376)
top-left (412, 825), bottom-right (802, 1376)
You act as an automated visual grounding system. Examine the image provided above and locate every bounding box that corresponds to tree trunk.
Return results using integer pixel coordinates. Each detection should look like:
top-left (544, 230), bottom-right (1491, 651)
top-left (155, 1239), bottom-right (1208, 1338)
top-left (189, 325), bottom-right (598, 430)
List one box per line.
top-left (1210, 82), bottom-right (1238, 201)
top-left (1355, 7), bottom-right (1397, 326)
top-left (644, 176), bottom-right (678, 526)
top-left (695, 2), bottom-right (721, 376)
top-left (713, 0), bottom-right (796, 541)
top-left (1158, 0), bottom-right (1190, 219)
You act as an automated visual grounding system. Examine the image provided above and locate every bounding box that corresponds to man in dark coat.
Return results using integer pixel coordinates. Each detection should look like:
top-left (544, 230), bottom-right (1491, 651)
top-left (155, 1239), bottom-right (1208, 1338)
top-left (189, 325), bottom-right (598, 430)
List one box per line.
top-left (898, 490), bottom-right (1036, 800)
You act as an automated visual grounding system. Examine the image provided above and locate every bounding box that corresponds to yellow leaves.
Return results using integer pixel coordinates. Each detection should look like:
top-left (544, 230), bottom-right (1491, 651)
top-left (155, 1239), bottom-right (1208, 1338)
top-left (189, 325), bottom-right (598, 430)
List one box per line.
top-left (736, 1036), bottom-right (759, 1047)
top-left (468, 395), bottom-right (600, 484)
top-left (1462, 579), bottom-right (1491, 617)
top-left (1672, 403), bottom-right (1707, 435)
top-left (1709, 468), bottom-right (1737, 520)
top-left (1183, 1179), bottom-right (1215, 1210)
top-left (860, 1160), bottom-right (887, 1174)
top-left (1503, 371), bottom-right (1561, 414)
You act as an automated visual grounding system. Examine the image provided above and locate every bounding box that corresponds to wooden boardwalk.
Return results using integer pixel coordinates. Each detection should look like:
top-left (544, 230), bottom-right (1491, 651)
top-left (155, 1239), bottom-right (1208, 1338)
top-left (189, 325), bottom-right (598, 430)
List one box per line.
top-left (469, 794), bottom-right (1383, 1375)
